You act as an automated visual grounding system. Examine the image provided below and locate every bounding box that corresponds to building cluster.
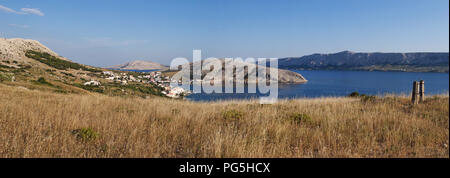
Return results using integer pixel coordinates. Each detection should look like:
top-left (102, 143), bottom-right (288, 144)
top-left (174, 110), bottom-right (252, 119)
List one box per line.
top-left (85, 71), bottom-right (189, 98)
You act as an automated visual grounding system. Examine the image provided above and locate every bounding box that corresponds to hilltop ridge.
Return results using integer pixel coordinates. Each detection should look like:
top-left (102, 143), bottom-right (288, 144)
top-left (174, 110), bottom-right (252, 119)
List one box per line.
top-left (107, 60), bottom-right (169, 71)
top-left (278, 51), bottom-right (449, 72)
top-left (0, 38), bottom-right (68, 62)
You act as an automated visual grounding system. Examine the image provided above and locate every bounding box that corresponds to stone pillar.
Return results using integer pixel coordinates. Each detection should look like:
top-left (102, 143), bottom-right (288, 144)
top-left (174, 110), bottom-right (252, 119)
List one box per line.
top-left (419, 80), bottom-right (425, 103)
top-left (412, 81), bottom-right (419, 104)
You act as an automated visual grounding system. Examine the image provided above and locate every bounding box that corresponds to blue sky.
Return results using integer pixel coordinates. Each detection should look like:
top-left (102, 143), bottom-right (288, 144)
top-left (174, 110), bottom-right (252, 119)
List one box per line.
top-left (1, 0), bottom-right (448, 67)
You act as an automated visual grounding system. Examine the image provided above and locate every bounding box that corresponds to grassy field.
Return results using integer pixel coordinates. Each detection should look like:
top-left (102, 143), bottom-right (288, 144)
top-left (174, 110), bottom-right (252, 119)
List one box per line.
top-left (0, 84), bottom-right (448, 158)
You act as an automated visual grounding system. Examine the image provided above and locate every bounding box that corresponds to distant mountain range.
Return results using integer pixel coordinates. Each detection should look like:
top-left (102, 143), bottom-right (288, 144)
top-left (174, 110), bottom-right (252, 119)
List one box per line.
top-left (107, 51), bottom-right (449, 73)
top-left (278, 51), bottom-right (449, 73)
top-left (107, 60), bottom-right (169, 71)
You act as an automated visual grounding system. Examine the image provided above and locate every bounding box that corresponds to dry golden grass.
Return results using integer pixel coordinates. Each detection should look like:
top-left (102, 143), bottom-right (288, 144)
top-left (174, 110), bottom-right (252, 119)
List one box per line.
top-left (0, 84), bottom-right (448, 158)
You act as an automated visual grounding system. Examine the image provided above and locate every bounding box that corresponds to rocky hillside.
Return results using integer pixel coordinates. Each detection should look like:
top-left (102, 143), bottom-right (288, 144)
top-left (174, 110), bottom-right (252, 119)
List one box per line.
top-left (175, 58), bottom-right (308, 84)
top-left (107, 60), bottom-right (168, 71)
top-left (0, 38), bottom-right (164, 98)
top-left (0, 38), bottom-right (69, 64)
top-left (278, 51), bottom-right (449, 72)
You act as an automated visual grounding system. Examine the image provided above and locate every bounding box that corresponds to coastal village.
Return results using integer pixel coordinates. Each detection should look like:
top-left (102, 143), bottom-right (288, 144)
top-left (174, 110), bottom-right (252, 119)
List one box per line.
top-left (83, 70), bottom-right (189, 98)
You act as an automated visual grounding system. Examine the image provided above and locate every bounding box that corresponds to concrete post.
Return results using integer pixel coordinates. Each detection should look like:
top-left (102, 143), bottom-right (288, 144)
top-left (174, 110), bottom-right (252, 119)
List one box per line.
top-left (419, 80), bottom-right (425, 103)
top-left (412, 81), bottom-right (419, 104)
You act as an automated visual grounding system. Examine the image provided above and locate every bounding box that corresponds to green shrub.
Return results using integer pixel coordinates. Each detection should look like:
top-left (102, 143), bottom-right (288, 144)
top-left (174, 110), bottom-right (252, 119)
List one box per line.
top-left (119, 84), bottom-right (165, 96)
top-left (171, 108), bottom-right (180, 115)
top-left (361, 95), bottom-right (377, 102)
top-left (18, 64), bottom-right (32, 69)
top-left (35, 77), bottom-right (53, 86)
top-left (72, 128), bottom-right (99, 141)
top-left (36, 77), bottom-right (53, 86)
top-left (37, 77), bottom-right (46, 83)
top-left (0, 73), bottom-right (13, 82)
top-left (222, 109), bottom-right (244, 121)
top-left (348, 92), bottom-right (360, 97)
top-left (61, 72), bottom-right (75, 77)
top-left (12, 68), bottom-right (26, 73)
top-left (287, 113), bottom-right (312, 125)
top-left (349, 92), bottom-right (376, 102)
top-left (45, 69), bottom-right (56, 73)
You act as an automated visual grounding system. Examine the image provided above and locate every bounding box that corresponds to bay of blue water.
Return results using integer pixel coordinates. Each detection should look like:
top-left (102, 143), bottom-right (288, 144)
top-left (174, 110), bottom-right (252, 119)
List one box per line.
top-left (186, 70), bottom-right (449, 101)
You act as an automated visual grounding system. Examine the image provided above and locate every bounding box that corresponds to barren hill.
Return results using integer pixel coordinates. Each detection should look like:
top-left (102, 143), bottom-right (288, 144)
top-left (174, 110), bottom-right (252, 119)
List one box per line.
top-left (0, 38), bottom-right (68, 62)
top-left (107, 60), bottom-right (169, 71)
top-left (175, 58), bottom-right (308, 84)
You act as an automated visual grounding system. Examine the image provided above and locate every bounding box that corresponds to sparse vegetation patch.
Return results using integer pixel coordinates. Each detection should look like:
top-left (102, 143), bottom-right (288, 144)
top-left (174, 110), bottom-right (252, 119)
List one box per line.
top-left (287, 113), bottom-right (312, 125)
top-left (72, 128), bottom-right (99, 142)
top-left (222, 109), bottom-right (244, 121)
top-left (25, 50), bottom-right (101, 72)
top-left (34, 77), bottom-right (54, 86)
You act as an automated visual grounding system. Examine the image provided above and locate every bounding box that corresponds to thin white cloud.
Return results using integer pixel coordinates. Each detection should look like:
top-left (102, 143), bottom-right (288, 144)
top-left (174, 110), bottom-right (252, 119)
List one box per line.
top-left (9, 24), bottom-right (29, 29)
top-left (0, 4), bottom-right (44, 16)
top-left (0, 5), bottom-right (16, 13)
top-left (21, 8), bottom-right (44, 16)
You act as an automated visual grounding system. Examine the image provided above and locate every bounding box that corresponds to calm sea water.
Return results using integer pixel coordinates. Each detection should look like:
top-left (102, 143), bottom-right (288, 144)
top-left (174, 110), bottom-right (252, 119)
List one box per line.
top-left (185, 70), bottom-right (449, 101)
